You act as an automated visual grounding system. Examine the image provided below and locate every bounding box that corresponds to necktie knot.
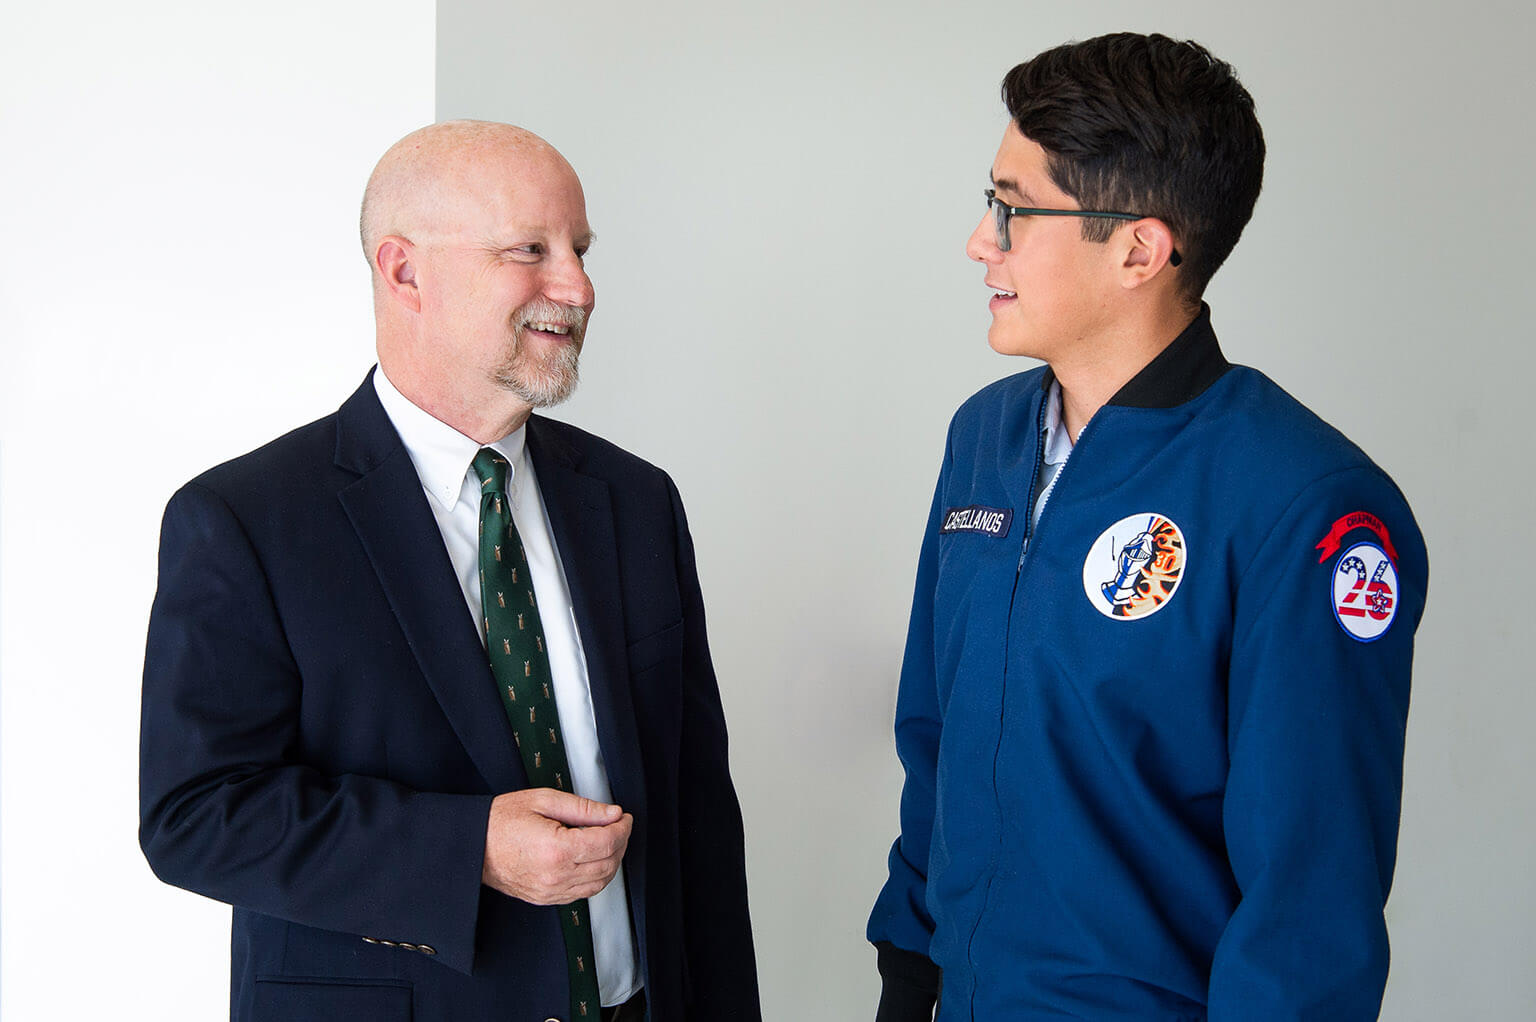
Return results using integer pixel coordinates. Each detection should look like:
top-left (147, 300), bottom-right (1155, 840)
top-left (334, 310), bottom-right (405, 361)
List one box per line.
top-left (472, 448), bottom-right (510, 494)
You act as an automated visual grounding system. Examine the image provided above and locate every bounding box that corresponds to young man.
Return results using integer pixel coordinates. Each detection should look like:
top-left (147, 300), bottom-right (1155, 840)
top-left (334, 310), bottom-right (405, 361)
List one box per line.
top-left (868, 34), bottom-right (1427, 1020)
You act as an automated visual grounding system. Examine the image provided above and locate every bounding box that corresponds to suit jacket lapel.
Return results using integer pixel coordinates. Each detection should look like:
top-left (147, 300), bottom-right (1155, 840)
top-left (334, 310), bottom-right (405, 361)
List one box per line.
top-left (333, 373), bottom-right (528, 794)
top-left (526, 417), bottom-right (648, 828)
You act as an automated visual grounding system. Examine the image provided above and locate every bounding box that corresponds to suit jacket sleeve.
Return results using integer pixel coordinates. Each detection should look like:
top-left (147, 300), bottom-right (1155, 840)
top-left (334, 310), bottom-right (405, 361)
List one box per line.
top-left (1208, 467), bottom-right (1428, 1019)
top-left (663, 473), bottom-right (763, 1018)
top-left (138, 481), bottom-right (494, 976)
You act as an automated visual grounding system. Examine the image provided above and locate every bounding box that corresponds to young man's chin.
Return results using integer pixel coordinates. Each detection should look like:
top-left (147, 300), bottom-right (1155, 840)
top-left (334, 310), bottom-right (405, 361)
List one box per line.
top-left (986, 323), bottom-right (1043, 360)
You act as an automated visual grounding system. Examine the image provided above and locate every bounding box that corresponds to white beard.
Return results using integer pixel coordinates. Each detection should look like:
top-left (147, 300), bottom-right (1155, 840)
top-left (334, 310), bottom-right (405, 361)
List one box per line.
top-left (494, 335), bottom-right (581, 407)
top-left (492, 298), bottom-right (585, 407)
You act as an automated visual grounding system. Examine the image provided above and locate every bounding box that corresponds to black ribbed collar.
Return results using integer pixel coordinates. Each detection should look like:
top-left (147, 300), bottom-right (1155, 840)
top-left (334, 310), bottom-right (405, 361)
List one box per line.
top-left (1039, 303), bottom-right (1231, 409)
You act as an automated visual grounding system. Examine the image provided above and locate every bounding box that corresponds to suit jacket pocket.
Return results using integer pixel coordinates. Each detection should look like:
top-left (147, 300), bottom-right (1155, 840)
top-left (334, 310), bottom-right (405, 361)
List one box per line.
top-left (626, 619), bottom-right (683, 675)
top-left (253, 977), bottom-right (411, 1021)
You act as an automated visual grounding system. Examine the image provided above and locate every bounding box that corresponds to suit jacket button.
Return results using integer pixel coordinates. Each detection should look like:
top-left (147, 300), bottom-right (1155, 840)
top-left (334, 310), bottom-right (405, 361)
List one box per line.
top-left (362, 937), bottom-right (380, 944)
top-left (398, 942), bottom-right (418, 952)
top-left (418, 944), bottom-right (436, 955)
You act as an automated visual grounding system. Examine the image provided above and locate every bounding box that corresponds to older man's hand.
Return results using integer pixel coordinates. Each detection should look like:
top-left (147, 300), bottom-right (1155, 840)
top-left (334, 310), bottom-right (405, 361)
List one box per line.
top-left (482, 789), bottom-right (633, 905)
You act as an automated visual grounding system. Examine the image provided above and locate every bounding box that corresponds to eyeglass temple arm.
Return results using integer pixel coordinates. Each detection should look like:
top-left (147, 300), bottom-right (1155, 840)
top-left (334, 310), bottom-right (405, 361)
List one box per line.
top-left (989, 199), bottom-right (1182, 266)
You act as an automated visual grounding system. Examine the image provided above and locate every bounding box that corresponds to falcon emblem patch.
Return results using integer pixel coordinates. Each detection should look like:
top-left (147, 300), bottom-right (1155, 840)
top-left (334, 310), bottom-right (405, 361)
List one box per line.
top-left (1082, 513), bottom-right (1186, 620)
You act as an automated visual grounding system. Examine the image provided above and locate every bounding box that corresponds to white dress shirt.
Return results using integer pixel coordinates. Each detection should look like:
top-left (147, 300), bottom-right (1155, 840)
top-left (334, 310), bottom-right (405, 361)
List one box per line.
top-left (373, 367), bottom-right (639, 1006)
top-left (1033, 379), bottom-right (1076, 528)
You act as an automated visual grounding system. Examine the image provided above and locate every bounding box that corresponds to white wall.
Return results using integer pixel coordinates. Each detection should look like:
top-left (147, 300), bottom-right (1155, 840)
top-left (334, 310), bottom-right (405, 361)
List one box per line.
top-left (0, 3), bottom-right (433, 1017)
top-left (436, 2), bottom-right (1535, 1019)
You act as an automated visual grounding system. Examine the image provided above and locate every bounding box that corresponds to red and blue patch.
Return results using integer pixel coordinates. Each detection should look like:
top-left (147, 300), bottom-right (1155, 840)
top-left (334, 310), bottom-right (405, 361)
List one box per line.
top-left (1317, 511), bottom-right (1399, 642)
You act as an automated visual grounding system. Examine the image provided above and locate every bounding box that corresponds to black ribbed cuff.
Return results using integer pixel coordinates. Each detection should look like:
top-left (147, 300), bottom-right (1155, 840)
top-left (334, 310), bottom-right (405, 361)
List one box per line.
top-left (874, 941), bottom-right (939, 1022)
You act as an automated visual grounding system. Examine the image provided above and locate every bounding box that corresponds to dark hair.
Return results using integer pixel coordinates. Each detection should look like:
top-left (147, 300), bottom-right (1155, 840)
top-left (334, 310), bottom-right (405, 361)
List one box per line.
top-left (1002, 33), bottom-right (1264, 299)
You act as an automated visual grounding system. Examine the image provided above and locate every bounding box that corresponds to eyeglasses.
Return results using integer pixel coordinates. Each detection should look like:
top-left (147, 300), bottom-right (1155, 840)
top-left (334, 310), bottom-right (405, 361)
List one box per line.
top-left (984, 188), bottom-right (1181, 266)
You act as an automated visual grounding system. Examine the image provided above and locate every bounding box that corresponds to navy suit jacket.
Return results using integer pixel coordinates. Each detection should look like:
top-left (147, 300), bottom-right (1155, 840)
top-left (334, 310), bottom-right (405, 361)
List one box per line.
top-left (140, 373), bottom-right (759, 1021)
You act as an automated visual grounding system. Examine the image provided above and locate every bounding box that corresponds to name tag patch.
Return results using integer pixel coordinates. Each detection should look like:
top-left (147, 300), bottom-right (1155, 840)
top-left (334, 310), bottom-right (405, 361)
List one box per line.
top-left (941, 505), bottom-right (1014, 538)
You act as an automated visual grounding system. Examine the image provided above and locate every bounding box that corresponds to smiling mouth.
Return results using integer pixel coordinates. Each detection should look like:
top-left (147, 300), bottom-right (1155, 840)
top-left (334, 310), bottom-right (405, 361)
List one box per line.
top-left (992, 289), bottom-right (1017, 300)
top-left (524, 320), bottom-right (573, 336)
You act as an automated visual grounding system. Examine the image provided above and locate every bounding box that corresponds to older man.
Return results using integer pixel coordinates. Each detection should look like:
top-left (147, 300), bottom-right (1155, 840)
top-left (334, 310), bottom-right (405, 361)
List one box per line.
top-left (140, 121), bottom-right (759, 1022)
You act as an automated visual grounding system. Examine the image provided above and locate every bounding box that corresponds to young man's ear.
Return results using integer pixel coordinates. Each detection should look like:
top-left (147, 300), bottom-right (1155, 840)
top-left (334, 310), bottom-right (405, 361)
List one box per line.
top-left (1120, 219), bottom-right (1180, 289)
top-left (374, 237), bottom-right (421, 313)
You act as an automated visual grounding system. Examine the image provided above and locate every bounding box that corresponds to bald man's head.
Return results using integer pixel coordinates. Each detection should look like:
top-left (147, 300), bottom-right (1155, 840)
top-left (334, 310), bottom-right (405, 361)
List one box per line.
top-left (362, 120), bottom-right (596, 440)
top-left (359, 120), bottom-right (568, 264)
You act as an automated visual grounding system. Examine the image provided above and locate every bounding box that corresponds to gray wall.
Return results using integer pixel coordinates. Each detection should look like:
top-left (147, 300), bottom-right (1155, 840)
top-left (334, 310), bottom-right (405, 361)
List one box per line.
top-left (438, 2), bottom-right (1535, 1018)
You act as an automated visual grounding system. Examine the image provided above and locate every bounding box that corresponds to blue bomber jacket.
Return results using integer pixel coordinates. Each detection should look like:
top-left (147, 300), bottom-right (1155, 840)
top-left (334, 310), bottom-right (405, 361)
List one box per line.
top-left (868, 308), bottom-right (1428, 1021)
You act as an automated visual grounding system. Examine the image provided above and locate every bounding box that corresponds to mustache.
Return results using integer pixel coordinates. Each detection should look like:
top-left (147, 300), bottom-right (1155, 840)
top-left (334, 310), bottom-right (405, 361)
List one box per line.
top-left (516, 298), bottom-right (587, 336)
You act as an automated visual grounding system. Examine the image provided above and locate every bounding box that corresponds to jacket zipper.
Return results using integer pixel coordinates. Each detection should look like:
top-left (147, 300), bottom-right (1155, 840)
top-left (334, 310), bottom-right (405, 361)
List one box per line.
top-left (965, 403), bottom-right (1096, 1019)
top-left (1018, 418), bottom-right (1091, 569)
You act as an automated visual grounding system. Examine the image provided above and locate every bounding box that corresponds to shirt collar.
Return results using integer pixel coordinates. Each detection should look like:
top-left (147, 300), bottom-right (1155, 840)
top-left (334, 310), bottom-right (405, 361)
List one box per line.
top-left (1040, 379), bottom-right (1074, 466)
top-left (372, 366), bottom-right (527, 511)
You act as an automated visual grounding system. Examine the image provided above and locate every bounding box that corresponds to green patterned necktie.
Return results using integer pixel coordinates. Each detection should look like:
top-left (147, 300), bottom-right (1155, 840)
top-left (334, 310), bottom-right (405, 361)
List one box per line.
top-left (472, 448), bottom-right (602, 1021)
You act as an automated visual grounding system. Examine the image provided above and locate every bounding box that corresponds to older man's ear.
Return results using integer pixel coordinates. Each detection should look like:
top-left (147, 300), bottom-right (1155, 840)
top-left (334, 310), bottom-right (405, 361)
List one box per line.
top-left (374, 237), bottom-right (420, 313)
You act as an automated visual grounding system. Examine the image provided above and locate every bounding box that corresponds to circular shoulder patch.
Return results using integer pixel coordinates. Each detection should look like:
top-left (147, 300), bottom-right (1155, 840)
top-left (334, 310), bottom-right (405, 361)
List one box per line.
top-left (1331, 542), bottom-right (1399, 642)
top-left (1082, 513), bottom-right (1186, 620)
